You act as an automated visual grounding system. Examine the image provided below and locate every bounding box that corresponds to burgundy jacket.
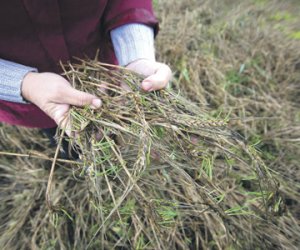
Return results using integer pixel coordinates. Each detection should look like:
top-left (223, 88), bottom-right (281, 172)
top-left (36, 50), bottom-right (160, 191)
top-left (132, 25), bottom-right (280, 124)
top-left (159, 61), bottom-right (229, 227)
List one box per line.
top-left (0, 0), bottom-right (158, 128)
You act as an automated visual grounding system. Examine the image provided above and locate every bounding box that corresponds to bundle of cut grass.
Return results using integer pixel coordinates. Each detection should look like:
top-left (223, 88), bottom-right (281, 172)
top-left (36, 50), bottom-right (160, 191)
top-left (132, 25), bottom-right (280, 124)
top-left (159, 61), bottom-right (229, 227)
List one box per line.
top-left (42, 59), bottom-right (282, 249)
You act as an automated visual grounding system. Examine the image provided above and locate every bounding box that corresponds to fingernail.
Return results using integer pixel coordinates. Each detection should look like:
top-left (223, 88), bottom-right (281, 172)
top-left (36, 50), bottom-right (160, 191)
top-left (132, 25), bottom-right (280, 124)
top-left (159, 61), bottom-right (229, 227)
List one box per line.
top-left (91, 99), bottom-right (102, 109)
top-left (142, 81), bottom-right (153, 91)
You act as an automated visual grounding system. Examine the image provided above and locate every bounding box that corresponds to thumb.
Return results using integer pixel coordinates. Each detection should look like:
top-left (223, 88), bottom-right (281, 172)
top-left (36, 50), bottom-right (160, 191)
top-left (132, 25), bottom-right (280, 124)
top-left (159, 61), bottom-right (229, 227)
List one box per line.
top-left (141, 64), bottom-right (172, 92)
top-left (62, 86), bottom-right (102, 109)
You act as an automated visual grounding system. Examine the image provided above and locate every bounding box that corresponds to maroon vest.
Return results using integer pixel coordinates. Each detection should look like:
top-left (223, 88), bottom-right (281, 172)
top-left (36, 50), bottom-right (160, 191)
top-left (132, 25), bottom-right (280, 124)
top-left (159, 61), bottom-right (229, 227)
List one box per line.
top-left (0, 0), bottom-right (157, 128)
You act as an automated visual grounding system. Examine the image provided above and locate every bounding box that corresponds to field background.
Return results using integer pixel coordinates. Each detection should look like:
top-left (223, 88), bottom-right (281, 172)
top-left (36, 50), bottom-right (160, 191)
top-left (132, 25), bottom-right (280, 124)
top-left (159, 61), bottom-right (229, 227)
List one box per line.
top-left (1, 0), bottom-right (299, 249)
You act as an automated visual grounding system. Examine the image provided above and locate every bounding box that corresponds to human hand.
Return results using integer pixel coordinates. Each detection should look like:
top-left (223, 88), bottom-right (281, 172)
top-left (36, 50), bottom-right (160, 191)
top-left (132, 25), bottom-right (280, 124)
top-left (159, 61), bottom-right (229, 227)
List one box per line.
top-left (21, 72), bottom-right (102, 128)
top-left (126, 59), bottom-right (172, 91)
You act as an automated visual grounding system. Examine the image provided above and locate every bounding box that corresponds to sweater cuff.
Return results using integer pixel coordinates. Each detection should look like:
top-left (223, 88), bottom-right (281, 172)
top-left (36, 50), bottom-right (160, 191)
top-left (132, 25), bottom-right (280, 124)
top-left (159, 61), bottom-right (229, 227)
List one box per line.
top-left (0, 59), bottom-right (37, 103)
top-left (111, 23), bottom-right (155, 66)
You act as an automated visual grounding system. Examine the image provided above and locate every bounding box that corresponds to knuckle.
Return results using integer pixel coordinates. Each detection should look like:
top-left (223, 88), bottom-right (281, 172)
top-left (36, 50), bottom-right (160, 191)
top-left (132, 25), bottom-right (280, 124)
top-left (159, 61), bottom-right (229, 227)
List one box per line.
top-left (76, 97), bottom-right (85, 106)
top-left (78, 94), bottom-right (91, 106)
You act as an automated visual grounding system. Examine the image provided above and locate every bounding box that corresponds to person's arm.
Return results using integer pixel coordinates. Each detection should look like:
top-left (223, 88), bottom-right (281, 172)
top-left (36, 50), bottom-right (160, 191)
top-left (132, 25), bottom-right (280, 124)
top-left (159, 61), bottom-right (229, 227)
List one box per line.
top-left (0, 59), bottom-right (101, 130)
top-left (102, 0), bottom-right (171, 91)
top-left (111, 23), bottom-right (172, 91)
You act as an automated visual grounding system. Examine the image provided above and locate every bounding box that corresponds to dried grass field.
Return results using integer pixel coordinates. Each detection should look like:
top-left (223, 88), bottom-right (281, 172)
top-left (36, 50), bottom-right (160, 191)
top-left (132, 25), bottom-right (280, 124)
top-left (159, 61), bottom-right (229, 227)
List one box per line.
top-left (0, 0), bottom-right (300, 249)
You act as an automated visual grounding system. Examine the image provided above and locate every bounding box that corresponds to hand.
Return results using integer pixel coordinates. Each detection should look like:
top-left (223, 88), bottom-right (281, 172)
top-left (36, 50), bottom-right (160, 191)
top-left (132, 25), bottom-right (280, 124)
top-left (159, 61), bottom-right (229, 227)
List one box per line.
top-left (21, 72), bottom-right (102, 128)
top-left (126, 59), bottom-right (172, 91)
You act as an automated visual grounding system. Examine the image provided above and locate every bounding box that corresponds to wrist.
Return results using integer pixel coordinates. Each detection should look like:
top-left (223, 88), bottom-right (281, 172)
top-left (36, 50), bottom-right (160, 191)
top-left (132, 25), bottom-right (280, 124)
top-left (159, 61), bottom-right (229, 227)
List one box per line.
top-left (21, 72), bottom-right (39, 102)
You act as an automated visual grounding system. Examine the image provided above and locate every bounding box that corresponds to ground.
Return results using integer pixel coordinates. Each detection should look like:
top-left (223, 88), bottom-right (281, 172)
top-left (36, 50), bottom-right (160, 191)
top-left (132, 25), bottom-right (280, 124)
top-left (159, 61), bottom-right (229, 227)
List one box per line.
top-left (0, 0), bottom-right (299, 249)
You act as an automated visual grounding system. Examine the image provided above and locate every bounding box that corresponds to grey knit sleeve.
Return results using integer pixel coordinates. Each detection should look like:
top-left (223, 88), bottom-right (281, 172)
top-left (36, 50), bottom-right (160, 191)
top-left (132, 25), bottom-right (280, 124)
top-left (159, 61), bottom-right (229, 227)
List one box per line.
top-left (111, 23), bottom-right (155, 66)
top-left (0, 58), bottom-right (37, 103)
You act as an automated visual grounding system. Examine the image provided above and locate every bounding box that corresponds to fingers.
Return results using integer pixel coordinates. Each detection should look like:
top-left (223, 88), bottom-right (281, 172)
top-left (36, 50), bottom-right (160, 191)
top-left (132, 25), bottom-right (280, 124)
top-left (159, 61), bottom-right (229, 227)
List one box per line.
top-left (52, 104), bottom-right (69, 126)
top-left (62, 85), bottom-right (102, 109)
top-left (43, 103), bottom-right (73, 135)
top-left (141, 63), bottom-right (172, 92)
top-left (126, 59), bottom-right (172, 92)
top-left (53, 107), bottom-right (73, 137)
